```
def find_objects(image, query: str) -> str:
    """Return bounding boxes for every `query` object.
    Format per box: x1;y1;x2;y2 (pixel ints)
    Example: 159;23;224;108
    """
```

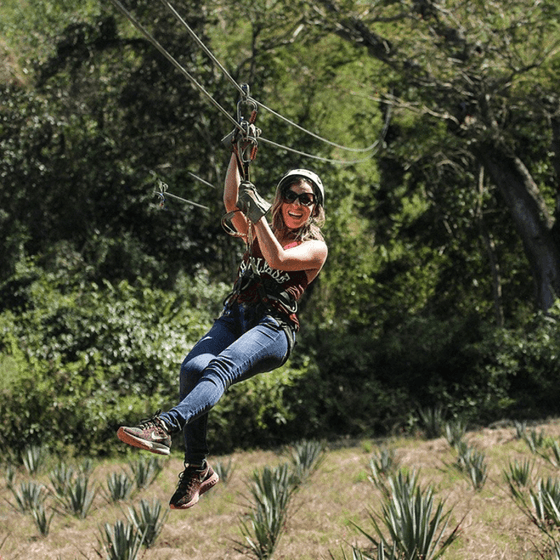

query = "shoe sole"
169;471;219;510
117;427;171;456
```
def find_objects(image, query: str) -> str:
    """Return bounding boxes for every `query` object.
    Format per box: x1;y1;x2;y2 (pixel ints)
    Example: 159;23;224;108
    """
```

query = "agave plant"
454;442;488;491
21;445;49;475
522;428;548;454
514;420;528;440
58;473;97;519
354;470;460;560
127;499;168;548
31;502;55;537
503;458;534;500
49;461;76;498
236;463;295;559
530;477;560;531
105;471;135;502
4;463;16;490
9;480;47;513
213;458;235;486
417;405;446;440
128;456;163;490
285;440;326;487
444;419;467;448
543;439;560;468
99;519;144;560
369;448;401;495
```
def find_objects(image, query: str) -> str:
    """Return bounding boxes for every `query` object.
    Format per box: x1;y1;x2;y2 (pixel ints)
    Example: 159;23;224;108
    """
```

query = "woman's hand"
236;181;271;224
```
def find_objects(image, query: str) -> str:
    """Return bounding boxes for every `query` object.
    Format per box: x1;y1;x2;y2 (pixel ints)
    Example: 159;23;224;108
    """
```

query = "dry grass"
2;420;560;559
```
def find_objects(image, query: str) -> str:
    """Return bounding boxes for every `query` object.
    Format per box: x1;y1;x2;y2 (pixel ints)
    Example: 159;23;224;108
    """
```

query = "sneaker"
169;462;219;509
116;411;172;456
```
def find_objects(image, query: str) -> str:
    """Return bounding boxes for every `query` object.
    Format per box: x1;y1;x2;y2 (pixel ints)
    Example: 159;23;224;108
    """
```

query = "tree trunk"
475;166;504;326
475;146;560;311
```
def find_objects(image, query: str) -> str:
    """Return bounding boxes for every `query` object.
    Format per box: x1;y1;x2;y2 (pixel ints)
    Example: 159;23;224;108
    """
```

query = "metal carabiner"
237;83;258;125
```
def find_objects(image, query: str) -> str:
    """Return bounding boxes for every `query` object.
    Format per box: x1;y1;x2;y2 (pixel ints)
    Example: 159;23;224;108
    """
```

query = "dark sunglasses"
283;189;316;207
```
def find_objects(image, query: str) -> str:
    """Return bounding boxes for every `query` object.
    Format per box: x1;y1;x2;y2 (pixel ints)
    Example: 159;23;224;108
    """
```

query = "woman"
117;152;328;509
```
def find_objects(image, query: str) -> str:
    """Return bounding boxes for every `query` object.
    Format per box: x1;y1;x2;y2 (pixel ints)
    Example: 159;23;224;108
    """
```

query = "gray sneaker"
117;411;172;456
169;462;219;509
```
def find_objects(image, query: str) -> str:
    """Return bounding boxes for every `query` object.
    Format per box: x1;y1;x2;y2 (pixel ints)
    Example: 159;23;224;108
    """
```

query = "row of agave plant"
332;415;560;560
7;415;560;560
234;439;327;560
4;450;168;556
2;440;326;560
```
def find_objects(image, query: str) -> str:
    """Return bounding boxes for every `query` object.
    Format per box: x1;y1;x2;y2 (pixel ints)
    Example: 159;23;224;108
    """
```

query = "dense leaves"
1;0;560;455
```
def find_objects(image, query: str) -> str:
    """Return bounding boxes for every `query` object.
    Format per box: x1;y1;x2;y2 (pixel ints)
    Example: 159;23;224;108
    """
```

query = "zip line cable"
108;0;241;131
108;0;383;165
158;0;380;155
259;137;374;165
254;99;379;154
154;177;211;210
158;0;245;98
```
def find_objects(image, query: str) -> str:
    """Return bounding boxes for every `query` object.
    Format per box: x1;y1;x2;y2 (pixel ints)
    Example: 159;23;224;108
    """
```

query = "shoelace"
138;410;164;430
176;465;205;493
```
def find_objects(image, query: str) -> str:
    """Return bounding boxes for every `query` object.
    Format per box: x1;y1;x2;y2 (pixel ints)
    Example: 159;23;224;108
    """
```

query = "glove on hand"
237;181;271;223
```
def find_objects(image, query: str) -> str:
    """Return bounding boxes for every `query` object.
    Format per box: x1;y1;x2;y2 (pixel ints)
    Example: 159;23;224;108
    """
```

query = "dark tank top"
234;239;309;330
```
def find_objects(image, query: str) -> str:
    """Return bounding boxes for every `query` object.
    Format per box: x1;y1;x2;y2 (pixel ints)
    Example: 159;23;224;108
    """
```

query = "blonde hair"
271;178;325;242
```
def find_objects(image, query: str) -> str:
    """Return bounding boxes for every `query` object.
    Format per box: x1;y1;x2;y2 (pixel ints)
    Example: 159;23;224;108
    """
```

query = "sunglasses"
283;189;316;207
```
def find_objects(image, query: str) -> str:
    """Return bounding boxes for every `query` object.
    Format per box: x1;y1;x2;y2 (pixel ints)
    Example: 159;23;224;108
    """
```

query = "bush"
0;260;224;456
2;252;560;459
288;302;560;441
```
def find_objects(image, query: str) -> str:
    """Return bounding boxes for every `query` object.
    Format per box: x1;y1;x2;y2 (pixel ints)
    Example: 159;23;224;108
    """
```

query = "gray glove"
237;181;271;223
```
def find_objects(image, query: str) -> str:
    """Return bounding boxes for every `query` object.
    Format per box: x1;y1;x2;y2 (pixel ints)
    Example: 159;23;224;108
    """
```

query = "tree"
0;0;241;288
306;0;560;312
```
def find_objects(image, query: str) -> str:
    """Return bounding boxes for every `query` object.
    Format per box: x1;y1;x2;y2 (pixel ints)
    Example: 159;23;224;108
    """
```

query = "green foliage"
354;470;460;560
0;260;223;456
98;519;144;560
127;499;168;549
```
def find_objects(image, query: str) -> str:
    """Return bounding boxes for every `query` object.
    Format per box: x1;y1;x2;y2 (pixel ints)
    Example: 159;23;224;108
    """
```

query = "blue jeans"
159;301;293;465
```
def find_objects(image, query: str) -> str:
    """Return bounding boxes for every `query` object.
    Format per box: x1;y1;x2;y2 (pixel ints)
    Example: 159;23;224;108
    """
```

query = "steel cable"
108;0;241;130
109;0;384;165
156;0;381;157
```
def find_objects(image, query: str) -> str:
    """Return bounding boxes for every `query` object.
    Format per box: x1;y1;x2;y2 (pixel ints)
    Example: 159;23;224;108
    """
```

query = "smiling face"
281;181;316;230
